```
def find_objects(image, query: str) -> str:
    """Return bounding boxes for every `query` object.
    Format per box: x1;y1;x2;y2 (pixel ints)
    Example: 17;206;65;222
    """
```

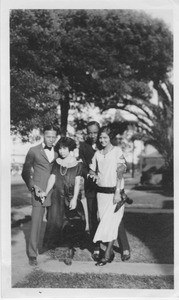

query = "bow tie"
44;145;52;151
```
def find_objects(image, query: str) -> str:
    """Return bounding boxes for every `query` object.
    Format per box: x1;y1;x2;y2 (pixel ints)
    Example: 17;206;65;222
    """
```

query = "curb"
37;256;174;276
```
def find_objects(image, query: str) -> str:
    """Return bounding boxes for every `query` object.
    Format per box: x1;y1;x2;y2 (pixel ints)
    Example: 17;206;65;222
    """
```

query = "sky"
143;9;173;30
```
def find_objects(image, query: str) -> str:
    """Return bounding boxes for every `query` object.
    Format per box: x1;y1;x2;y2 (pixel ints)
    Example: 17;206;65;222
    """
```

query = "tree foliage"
10;9;172;135
10;9;173;170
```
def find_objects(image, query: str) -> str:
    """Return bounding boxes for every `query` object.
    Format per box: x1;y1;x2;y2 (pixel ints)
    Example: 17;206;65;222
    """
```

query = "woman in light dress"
89;126;127;266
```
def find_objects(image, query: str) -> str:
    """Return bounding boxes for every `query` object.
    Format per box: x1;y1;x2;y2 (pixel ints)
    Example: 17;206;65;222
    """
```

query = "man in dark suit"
79;121;131;261
22;125;58;266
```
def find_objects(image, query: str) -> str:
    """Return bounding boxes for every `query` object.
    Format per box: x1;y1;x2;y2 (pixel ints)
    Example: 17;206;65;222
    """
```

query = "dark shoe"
64;257;72;265
92;250;101;261
63;249;74;265
29;257;37;266
96;252;115;266
91;250;100;261
121;253;130;261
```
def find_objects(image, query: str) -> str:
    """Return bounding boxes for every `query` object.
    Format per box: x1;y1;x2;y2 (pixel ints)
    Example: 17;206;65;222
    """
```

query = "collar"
42;142;54;149
56;157;82;168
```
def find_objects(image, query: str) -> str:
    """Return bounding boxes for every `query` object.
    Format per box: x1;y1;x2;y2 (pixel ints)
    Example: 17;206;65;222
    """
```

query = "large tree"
131;79;173;190
10;9;173;138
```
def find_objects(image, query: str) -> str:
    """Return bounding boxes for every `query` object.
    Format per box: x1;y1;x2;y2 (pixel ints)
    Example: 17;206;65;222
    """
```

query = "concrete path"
12;230;34;286
39;259;173;277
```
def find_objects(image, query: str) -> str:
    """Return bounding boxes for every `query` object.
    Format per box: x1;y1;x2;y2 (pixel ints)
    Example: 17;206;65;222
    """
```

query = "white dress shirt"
42;143;55;163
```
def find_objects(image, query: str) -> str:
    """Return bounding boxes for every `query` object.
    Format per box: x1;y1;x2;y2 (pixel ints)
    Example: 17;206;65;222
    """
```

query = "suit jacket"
22;143;58;207
78;141;100;192
79;141;95;179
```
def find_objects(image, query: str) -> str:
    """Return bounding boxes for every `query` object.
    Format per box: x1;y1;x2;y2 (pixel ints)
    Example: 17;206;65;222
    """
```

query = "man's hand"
88;174;99;183
33;185;43;197
32;185;46;204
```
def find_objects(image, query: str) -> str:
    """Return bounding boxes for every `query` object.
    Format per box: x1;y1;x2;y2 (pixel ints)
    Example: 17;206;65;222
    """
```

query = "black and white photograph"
1;0;179;298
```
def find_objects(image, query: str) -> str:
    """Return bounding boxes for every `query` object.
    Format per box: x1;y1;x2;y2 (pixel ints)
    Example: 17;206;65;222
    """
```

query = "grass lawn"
13;270;174;289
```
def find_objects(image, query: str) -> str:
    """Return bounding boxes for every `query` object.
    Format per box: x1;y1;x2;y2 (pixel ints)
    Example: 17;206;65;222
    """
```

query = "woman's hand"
69;197;77;210
113;190;122;204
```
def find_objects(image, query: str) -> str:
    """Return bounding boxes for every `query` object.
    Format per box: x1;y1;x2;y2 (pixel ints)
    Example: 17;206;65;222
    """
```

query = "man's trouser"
118;219;130;252
28;206;45;258
85;188;98;240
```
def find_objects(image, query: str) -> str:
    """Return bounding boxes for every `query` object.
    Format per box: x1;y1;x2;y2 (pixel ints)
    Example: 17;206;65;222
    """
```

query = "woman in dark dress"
42;137;86;265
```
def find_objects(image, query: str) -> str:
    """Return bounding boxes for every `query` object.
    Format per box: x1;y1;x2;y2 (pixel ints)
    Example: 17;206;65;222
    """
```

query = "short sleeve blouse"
89;146;126;187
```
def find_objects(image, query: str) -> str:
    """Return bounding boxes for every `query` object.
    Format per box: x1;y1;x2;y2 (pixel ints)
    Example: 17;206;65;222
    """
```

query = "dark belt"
96;186;116;194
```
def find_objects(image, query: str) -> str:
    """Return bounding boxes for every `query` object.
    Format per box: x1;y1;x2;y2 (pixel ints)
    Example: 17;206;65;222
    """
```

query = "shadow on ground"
123;211;173;264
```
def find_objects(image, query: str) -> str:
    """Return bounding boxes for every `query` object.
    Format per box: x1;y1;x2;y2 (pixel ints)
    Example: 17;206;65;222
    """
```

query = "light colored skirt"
93;193;124;243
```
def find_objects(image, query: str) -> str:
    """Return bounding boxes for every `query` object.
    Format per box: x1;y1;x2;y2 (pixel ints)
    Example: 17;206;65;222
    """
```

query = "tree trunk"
60;92;70;137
